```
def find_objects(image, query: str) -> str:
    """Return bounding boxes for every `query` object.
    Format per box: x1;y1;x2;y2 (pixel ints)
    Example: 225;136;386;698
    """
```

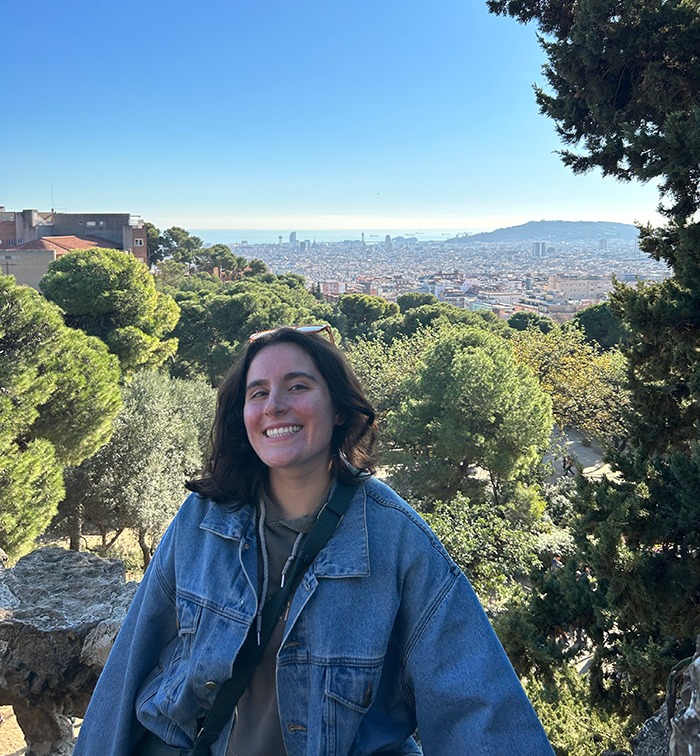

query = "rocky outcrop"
669;635;700;755
630;708;671;755
0;547;137;755
621;634;700;756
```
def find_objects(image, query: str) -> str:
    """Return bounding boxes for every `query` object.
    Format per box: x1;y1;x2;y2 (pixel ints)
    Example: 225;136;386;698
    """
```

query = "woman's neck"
266;467;333;519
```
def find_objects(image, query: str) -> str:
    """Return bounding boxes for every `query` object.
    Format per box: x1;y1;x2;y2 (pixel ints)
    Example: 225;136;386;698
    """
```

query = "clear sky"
4;0;663;233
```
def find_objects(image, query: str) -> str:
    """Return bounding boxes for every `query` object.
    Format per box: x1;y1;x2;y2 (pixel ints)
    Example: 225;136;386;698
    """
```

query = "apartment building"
547;274;612;301
0;206;148;288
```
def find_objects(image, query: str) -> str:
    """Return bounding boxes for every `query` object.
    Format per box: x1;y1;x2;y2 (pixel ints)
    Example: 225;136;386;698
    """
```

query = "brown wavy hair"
186;327;377;502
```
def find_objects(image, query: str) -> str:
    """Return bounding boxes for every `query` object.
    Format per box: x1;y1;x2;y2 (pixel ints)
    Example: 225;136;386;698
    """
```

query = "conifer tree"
0;276;121;556
489;0;700;717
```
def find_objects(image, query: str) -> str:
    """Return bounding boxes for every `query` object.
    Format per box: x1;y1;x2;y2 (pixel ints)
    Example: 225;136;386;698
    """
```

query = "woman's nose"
264;389;287;415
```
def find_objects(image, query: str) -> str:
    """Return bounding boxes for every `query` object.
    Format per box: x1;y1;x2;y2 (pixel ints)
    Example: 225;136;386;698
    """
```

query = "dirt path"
0;706;25;756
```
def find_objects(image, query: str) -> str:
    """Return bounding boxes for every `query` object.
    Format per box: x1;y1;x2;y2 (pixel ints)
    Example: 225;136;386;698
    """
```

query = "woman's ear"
334;412;344;426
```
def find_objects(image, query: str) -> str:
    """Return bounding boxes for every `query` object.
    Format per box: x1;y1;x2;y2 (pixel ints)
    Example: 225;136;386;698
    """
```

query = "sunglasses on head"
248;324;335;345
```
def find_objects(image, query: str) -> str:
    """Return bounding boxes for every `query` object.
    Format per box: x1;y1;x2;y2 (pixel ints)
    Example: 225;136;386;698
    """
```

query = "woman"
75;326;553;755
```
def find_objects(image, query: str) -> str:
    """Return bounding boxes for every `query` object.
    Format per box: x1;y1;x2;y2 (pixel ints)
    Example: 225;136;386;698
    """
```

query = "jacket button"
243;543;250;550
205;681;217;690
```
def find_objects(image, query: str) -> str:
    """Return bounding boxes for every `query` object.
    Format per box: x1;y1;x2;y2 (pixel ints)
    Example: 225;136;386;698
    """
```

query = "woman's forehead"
246;342;321;380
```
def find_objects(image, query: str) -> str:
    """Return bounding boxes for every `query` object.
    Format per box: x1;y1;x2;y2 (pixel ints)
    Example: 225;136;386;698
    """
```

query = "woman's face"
243;342;340;480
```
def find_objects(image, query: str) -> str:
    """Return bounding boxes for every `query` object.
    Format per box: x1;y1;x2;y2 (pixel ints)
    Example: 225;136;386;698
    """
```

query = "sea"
190;228;480;246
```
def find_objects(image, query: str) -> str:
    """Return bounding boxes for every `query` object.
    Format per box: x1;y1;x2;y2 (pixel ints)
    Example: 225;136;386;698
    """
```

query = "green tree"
193;245;248;278
244;258;269;276
56;372;215;568
396;292;438;312
345;328;437;418
144;221;164;265
572;302;627;351
336;293;399;341
40;248;180;375
0;276;121;557
375;302;508;343
387;325;552;503
511;325;629;442
508;310;554;334
160;227;204;263
155;259;189;289
422;492;542;604
489;0;700;718
170;276;332;384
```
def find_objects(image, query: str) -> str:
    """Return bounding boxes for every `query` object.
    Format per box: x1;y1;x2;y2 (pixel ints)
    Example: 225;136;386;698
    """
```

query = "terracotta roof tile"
8;235;117;254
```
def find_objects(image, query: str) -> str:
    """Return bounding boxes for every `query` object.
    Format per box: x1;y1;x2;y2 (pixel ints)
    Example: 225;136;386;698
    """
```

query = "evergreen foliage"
169;275;332;385
395;292;438;312
386;324;552;503
336;293;399;341
489;0;700;719
40;248;180;375
571;302;627;351
0;276;121;556
422;492;541;604
511;325;629;442
55;372;215;568
508;310;555;334
523;666;634;755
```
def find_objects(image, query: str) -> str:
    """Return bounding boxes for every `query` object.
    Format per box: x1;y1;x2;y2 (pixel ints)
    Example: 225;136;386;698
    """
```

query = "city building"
547;274;612;301
0;206;148;288
3;236;116;289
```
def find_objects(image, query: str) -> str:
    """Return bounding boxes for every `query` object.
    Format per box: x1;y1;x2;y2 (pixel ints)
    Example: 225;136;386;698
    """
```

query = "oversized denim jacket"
74;477;553;756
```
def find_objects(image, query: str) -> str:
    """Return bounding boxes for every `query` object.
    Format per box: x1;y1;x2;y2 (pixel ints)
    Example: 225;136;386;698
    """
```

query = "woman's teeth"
265;425;302;438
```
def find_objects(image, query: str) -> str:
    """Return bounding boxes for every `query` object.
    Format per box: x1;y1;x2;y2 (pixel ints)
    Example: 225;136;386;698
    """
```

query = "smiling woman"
74;327;554;756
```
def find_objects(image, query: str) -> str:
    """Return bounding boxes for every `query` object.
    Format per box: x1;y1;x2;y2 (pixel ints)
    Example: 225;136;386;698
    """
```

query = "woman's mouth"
264;425;302;438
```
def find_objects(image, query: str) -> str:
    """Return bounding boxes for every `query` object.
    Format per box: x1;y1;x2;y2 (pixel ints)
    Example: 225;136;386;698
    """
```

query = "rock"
0;547;138;755
630;707;670;755
670;635;700;756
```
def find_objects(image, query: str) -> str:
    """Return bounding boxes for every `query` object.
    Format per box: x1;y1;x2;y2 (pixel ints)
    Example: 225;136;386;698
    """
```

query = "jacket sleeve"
404;570;554;755
73;506;181;756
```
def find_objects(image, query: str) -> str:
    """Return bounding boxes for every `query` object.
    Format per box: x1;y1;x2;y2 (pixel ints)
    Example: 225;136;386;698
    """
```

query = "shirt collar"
199;483;370;578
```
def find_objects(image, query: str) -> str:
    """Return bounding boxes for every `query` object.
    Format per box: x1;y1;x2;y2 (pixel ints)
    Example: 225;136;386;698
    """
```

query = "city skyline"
5;0;663;233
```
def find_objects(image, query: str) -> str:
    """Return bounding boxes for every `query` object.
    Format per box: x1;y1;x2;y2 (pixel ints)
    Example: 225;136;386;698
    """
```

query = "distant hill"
448;220;639;243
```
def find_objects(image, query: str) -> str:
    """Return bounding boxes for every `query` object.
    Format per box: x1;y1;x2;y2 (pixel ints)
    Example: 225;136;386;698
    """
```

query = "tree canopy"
56;372;215;568
40;248;180;375
487;0;700;221
508;310;554;334
511;325;629;442
489;0;700;720
571;302;627;350
387;324;552;503
169;275;332;384
336;293;399;341
0;276;121;556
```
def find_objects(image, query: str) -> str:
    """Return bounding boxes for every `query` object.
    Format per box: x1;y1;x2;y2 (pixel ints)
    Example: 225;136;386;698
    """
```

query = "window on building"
86;221;97;227
134;238;145;246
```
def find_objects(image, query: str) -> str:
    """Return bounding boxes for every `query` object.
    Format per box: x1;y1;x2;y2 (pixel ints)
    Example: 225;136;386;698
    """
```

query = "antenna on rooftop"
50;183;54;213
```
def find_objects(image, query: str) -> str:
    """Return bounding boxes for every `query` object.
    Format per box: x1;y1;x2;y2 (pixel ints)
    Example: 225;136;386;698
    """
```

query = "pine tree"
489;0;700;718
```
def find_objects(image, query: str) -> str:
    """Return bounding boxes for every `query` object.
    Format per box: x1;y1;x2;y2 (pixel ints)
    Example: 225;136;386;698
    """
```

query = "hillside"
449;220;639;243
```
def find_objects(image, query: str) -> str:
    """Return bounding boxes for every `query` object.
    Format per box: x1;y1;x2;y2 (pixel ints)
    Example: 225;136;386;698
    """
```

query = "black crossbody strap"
189;480;358;754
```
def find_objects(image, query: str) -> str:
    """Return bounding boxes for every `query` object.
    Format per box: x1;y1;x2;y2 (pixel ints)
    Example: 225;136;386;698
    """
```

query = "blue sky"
4;0;662;233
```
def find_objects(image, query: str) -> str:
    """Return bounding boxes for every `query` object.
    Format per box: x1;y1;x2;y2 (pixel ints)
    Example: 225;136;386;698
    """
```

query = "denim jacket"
74;477;553;756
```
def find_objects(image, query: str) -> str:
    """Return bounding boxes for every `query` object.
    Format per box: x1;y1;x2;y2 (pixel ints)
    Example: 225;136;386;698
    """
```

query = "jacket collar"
199;483;370;579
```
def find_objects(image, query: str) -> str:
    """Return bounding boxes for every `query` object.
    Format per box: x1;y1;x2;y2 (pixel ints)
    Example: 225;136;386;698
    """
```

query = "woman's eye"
249;389;267;400
290;383;309;392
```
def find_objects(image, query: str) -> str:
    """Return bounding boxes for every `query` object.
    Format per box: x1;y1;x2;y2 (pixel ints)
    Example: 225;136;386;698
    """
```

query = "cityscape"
1;204;670;325
219;225;669;323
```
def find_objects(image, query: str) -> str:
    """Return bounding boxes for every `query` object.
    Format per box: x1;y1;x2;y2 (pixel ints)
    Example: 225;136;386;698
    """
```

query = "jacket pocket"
325;661;383;755
154;596;202;712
